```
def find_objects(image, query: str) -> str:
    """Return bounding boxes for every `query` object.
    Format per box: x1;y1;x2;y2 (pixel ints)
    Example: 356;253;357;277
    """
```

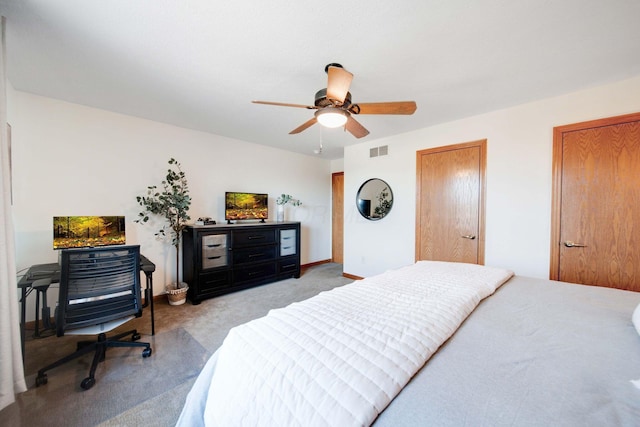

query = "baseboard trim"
301;259;331;273
302;259;331;268
300;259;363;280
24;319;53;331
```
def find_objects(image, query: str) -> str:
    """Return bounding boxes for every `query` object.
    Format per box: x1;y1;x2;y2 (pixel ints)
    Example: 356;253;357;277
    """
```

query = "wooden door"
550;112;640;291
416;140;486;264
332;172;344;263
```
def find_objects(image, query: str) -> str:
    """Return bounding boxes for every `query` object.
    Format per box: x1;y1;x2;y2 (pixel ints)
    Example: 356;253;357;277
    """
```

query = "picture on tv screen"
225;192;268;221
53;216;126;249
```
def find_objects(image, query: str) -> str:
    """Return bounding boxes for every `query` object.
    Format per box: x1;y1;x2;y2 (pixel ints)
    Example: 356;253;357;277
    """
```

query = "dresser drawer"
202;233;227;250
202;250;227;269
198;270;231;292
233;246;276;265
234;262;277;283
201;233;228;269
280;228;297;256
233;229;276;247
278;259;299;275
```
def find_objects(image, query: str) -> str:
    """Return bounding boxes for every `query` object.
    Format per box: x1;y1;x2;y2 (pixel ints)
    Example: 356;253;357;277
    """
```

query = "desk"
17;255;156;360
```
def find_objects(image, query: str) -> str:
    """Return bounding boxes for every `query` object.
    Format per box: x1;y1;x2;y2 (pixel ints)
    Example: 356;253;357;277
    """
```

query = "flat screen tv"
225;192;268;222
53;216;126;249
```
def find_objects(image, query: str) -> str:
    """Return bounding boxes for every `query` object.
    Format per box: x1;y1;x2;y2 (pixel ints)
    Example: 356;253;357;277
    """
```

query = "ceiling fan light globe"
315;109;348;128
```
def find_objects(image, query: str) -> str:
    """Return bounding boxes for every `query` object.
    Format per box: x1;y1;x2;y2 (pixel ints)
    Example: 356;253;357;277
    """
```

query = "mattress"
374;275;640;426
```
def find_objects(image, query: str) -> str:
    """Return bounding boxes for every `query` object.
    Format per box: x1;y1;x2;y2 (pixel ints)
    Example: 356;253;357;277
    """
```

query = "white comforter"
197;261;513;426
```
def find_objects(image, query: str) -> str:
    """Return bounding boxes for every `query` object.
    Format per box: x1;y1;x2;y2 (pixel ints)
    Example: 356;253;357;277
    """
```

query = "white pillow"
633;303;640;336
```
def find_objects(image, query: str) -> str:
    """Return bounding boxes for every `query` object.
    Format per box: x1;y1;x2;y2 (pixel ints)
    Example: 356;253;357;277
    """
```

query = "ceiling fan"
252;63;417;139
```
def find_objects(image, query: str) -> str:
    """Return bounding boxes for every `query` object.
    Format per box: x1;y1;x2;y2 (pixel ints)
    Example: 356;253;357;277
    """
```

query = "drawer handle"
206;244;222;248
282;263;296;269
248;235;266;240
282;246;291;250
282;236;292;240
248;271;261;277
207;256;221;260
248;253;264;259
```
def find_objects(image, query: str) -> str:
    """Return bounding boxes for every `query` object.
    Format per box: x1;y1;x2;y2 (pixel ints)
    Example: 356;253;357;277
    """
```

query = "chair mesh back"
56;245;142;335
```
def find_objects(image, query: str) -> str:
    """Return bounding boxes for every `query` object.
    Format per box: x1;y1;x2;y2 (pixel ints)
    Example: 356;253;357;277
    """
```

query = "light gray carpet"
6;328;208;427
1;263;352;427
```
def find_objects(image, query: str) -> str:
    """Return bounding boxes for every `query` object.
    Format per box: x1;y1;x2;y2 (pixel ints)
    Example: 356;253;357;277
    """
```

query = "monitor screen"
225;192;268;221
53;216;126;249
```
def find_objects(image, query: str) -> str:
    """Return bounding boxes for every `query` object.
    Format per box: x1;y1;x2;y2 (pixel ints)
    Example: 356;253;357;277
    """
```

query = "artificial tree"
135;158;191;302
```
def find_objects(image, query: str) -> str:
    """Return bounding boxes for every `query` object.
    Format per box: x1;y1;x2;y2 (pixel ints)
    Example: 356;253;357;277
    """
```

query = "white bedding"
178;261;513;426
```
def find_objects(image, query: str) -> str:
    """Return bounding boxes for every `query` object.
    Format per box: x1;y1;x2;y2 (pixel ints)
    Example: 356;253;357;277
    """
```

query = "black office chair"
35;245;152;390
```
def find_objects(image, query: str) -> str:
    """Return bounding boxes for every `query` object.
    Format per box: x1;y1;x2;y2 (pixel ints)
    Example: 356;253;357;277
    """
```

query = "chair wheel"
35;374;48;387
132;332;141;341
81;377;95;390
142;347;152;358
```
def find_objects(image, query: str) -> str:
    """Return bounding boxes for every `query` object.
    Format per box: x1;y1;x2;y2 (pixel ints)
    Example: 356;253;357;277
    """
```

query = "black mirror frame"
356;178;394;221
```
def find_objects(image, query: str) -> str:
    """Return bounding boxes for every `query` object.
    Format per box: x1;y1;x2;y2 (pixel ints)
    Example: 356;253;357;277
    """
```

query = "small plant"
276;194;302;206
275;194;301;222
135;158;191;288
374;186;392;218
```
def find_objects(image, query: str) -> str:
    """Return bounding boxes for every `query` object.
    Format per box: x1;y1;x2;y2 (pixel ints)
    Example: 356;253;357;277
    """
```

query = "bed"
177;261;640;426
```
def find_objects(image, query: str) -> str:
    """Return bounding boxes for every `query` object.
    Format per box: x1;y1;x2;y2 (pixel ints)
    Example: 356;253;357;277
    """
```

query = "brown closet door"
416;140;486;264
332;172;344;263
551;113;640;291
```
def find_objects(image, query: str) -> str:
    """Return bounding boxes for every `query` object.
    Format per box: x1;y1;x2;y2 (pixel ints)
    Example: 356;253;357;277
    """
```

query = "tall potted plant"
135;158;191;305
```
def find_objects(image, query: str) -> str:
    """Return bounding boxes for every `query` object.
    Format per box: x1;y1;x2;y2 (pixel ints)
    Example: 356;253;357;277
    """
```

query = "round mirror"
356;178;393;220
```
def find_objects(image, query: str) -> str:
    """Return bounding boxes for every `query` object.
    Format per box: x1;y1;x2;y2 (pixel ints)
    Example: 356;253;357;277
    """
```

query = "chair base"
35;329;152;390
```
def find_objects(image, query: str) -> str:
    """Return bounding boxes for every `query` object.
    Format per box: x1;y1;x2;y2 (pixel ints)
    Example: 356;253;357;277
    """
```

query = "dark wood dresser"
182;222;301;304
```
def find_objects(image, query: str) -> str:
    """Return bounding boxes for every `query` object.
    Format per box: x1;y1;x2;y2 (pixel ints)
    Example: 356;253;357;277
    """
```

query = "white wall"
344;75;640;279
11;74;640;320
8;89;333;320
330;158;344;173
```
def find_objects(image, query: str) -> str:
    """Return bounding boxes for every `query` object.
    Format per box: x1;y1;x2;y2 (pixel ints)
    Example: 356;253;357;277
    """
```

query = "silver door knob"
564;241;586;247
461;235;476;240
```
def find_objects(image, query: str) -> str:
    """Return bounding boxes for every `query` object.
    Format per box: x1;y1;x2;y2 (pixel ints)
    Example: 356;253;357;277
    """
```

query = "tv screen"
53;216;126;249
225;192;268;221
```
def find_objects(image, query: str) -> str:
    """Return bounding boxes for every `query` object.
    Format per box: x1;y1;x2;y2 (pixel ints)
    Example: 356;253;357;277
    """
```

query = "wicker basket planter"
166;282;189;306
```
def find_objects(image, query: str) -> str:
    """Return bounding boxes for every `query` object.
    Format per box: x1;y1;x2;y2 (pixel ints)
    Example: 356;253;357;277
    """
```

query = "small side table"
32;278;54;337
140;255;156;335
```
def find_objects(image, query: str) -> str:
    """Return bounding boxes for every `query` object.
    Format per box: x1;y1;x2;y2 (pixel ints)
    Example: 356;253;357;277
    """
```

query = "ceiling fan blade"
354;101;417;115
345;115;369;139
326;66;353;104
289;117;318;134
252;100;316;109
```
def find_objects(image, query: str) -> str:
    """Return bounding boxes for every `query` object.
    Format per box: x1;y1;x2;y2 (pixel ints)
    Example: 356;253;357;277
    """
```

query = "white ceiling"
2;1;640;159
